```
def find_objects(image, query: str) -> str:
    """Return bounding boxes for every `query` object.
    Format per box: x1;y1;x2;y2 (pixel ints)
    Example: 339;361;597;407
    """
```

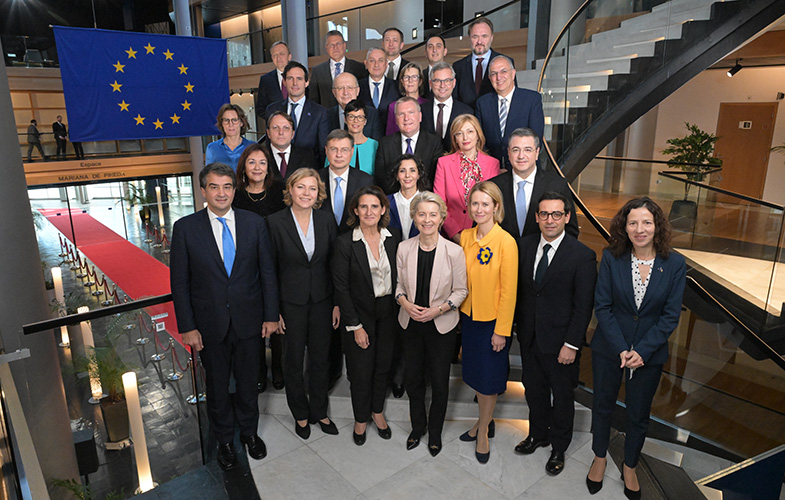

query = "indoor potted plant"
75;347;131;446
121;183;155;221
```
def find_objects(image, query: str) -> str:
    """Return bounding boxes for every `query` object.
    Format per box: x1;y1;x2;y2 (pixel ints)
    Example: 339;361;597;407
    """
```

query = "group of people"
25;116;84;162
171;19;686;500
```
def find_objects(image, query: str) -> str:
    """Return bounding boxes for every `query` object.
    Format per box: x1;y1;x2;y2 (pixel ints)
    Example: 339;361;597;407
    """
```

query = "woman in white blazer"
395;191;468;457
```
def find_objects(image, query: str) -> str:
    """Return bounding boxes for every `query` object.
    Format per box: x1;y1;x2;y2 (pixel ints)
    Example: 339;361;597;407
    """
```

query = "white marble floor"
247;414;626;500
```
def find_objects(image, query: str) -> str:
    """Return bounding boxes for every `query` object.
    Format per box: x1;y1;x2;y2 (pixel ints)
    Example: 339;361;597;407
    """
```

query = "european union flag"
54;26;228;142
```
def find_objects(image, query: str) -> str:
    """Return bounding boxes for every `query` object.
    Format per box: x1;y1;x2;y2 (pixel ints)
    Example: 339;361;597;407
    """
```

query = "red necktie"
278;152;287;178
475;57;484;95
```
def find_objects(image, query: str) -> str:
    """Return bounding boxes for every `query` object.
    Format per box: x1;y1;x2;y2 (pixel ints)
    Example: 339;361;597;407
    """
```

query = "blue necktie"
289;102;299;130
217;217;235;276
372;82;380;108
333;177;344;225
516;180;527;236
405;138;413;155
334;62;342;78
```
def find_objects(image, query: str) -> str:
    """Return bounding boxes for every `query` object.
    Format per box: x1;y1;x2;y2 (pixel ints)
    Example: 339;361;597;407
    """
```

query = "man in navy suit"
453;17;513;109
256;41;291;122
514;191;597;476
421;62;473;152
475;55;544;168
328;72;384;140
358;47;401;130
266;61;330;162
309;31;367;109
170;163;279;470
382;27;410;84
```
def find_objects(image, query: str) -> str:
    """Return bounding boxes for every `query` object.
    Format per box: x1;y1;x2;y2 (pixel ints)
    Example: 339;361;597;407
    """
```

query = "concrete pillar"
281;0;308;65
173;0;206;209
0;39;79;487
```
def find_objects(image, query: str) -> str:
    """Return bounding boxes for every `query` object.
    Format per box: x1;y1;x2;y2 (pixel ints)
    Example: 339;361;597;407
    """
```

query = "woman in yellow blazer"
458;181;518;464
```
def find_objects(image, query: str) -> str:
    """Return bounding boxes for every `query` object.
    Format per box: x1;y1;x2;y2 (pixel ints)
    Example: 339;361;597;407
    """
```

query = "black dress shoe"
217;443;237;470
295;422;311;439
391;384;405;398
257;380;267;393
586;459;604;494
353;431;366;446
459;420;495;442
406;430;424;450
317;419;339;435
545;450;565;475
514;436;550;455
622;473;641;500
377;425;392;440
428;440;442;457
240;434;267;460
272;378;284;390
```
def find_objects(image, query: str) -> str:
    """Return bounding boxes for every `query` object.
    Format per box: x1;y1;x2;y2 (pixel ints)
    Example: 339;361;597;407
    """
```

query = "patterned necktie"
333;177;344;225
405;137;413;155
334;61;342;78
278;152;287;178
499;97;508;137
217;217;235;277
436;103;445;139
387;61;395;80
340;108;346;130
516;180;527;236
475;57;484;95
535;243;551;287
289;102;299;130
372;82;381;108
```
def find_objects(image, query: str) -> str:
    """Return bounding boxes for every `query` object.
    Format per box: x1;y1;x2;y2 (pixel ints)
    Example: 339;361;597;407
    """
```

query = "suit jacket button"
633;315;638;321
463;210;466;214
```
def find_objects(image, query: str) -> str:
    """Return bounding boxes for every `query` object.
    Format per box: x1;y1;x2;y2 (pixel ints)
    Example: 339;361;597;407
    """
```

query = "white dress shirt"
393;190;419;240
498;87;515;115
533;231;578;350
276;70;284;91
433;97;453;138
345;227;394;330
287;96;306;125
328;167;349;212
272;144;292;171
512;168;536;214
368;76;385;99
207;207;236;260
330;57;346;79
388;55;403;79
400;130;420;155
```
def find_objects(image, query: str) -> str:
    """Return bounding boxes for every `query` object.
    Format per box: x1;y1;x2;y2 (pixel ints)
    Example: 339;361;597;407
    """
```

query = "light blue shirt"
205;137;254;172
471;52;490;79
291;207;315;261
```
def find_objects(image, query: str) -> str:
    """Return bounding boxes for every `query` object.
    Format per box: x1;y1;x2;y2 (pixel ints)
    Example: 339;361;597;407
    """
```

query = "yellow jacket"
460;223;518;336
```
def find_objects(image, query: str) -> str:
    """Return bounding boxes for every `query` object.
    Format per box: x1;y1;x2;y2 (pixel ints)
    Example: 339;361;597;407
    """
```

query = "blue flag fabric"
54;26;228;142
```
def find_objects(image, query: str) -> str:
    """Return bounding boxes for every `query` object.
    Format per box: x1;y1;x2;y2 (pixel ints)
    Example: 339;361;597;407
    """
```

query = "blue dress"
205;137;254;172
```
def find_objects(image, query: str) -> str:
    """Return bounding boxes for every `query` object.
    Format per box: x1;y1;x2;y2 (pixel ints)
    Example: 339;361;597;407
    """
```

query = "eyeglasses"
510;146;537;155
222;118;240;124
402;75;420;81
345;114;366;122
536;211;565;221
430;78;454;86
327;147;353;154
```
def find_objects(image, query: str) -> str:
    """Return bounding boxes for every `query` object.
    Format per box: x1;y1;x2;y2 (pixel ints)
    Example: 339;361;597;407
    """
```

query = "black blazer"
265;99;330;159
517;234;597;354
331;227;401;329
358;77;400;131
453;50;514;109
490;169;579;240
327;105;384;141
374;131;444;194
256;69;284;121
262;140;317;180
170;209;279;345
420;98;474;152
318;166;373;234
267;208;338;305
309;58;368;109
475;87;545;167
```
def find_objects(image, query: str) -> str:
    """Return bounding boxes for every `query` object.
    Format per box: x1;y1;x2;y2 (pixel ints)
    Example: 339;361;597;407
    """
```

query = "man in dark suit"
266;61;330;161
358;47;400;130
309;30;367;109
170;163;279;470
514;190;597;475
490;128;578;240
263;111;316;180
422;35;448;99
475;55;544;167
53;115;68;160
328;72;384;140
374;97;444;193
382;27;410;84
453;17;514;109
256;41;292;122
421;62;473;152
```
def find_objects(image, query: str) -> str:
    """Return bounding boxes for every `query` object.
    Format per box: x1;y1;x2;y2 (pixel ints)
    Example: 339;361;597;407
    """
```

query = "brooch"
477;246;493;265
657;267;663;272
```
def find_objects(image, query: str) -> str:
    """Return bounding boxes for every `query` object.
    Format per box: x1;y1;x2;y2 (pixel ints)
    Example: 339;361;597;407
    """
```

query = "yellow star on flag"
164;49;174;60
177;63;188;74
184;82;195;93
125;47;137;59
144;43;155;54
113;61;125;73
118;100;130;111
181;100;192;110
110;80;123;92
134;114;145;125
153;119;164;129
170;114;181;124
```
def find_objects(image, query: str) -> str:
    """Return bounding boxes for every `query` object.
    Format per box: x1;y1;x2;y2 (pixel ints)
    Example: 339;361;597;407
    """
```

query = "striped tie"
499;97;508;137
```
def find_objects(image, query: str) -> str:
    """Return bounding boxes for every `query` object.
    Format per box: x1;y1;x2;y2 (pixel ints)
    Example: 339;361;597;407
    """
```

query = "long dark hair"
607;197;672;258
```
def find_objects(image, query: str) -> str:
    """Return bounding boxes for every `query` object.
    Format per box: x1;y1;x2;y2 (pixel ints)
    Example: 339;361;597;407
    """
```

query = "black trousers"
281;298;332;421
72;141;84;159
56;137;67;157
198;325;261;445
591;351;663;468
522;343;580;452
259;332;283;383
403;320;456;439
342;295;396;423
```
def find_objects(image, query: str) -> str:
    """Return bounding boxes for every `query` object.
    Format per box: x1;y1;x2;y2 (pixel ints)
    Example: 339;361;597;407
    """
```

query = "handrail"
596;155;721;169
658;171;784;210
22;293;173;335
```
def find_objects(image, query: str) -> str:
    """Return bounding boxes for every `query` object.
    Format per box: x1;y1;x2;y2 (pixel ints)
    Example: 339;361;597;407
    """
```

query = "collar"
331;57;346;67
329;166;349;183
389;55;402;67
539;230;566;253
513;168;536;185
498;87;515;101
402;130;420;144
472;51;490;64
207;207;234;222
370;76;384;84
394;190;419;203
435;96;453;107
272;143;291;155
288;96;306;106
352;226;393;242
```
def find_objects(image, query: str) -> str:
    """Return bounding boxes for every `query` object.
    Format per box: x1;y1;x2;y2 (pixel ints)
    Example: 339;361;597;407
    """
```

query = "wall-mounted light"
727;59;742;77
412;28;418;40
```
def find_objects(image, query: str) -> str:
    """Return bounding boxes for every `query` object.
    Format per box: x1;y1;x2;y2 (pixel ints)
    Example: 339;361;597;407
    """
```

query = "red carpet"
41;209;181;344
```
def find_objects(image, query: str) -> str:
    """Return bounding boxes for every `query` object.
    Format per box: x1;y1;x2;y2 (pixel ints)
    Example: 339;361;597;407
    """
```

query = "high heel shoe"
373;414;391;440
585;459;603;494
475;438;490;464
459;420;496;442
621;472;641;500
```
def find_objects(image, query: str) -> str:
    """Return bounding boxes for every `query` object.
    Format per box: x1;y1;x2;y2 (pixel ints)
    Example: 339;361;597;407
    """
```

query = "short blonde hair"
409;191;448;230
468;181;504;224
283;168;327;209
